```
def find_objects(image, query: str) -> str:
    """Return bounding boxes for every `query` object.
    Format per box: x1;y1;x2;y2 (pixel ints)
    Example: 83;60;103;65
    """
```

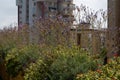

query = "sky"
0;0;107;29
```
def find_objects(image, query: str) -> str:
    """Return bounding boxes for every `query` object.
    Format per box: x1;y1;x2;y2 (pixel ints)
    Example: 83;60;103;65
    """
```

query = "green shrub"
24;58;48;80
23;46;61;80
49;46;98;80
23;46;98;80
5;45;40;77
76;57;120;80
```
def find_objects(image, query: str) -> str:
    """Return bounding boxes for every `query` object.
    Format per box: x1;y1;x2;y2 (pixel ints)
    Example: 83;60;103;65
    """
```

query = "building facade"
16;0;75;26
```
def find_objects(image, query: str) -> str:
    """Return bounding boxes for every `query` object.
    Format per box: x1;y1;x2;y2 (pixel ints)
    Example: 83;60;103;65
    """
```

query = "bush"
49;46;98;80
24;46;62;80
5;45;40;77
76;57;120;80
24;58;48;80
23;46;98;80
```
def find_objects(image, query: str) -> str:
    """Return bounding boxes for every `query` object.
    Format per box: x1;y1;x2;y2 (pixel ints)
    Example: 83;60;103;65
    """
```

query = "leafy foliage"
23;46;98;80
24;59;48;80
76;57;120;80
5;45;40;77
49;47;98;80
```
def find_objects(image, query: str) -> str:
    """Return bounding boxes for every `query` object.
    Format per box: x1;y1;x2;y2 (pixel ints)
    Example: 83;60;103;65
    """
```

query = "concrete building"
70;23;107;54
108;0;120;56
16;0;75;26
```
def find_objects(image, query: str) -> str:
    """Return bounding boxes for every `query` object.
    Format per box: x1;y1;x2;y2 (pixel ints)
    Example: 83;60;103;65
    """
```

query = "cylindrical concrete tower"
116;0;120;55
108;0;120;56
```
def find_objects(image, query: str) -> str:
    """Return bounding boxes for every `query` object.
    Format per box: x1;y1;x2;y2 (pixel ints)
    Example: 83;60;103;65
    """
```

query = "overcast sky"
0;0;107;29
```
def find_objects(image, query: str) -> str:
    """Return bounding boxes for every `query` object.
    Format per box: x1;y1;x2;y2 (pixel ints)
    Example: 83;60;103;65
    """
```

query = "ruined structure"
70;23;107;54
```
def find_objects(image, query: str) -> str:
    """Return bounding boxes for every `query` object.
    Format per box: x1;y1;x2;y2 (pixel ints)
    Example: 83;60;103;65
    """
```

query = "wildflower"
113;53;119;57
96;69;102;73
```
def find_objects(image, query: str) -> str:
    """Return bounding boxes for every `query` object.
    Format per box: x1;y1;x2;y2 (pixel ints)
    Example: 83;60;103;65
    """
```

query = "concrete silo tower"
108;0;120;56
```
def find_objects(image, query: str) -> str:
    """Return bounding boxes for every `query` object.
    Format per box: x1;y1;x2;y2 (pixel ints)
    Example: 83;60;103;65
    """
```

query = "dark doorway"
77;33;81;46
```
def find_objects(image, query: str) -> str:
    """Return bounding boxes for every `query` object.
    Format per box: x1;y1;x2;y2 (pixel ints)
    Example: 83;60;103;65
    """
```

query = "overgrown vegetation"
76;57;120;80
24;46;98;80
0;4;119;80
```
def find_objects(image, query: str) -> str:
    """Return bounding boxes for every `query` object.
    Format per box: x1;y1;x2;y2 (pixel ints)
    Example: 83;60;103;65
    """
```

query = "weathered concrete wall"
70;24;107;54
108;0;120;56
116;0;120;54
